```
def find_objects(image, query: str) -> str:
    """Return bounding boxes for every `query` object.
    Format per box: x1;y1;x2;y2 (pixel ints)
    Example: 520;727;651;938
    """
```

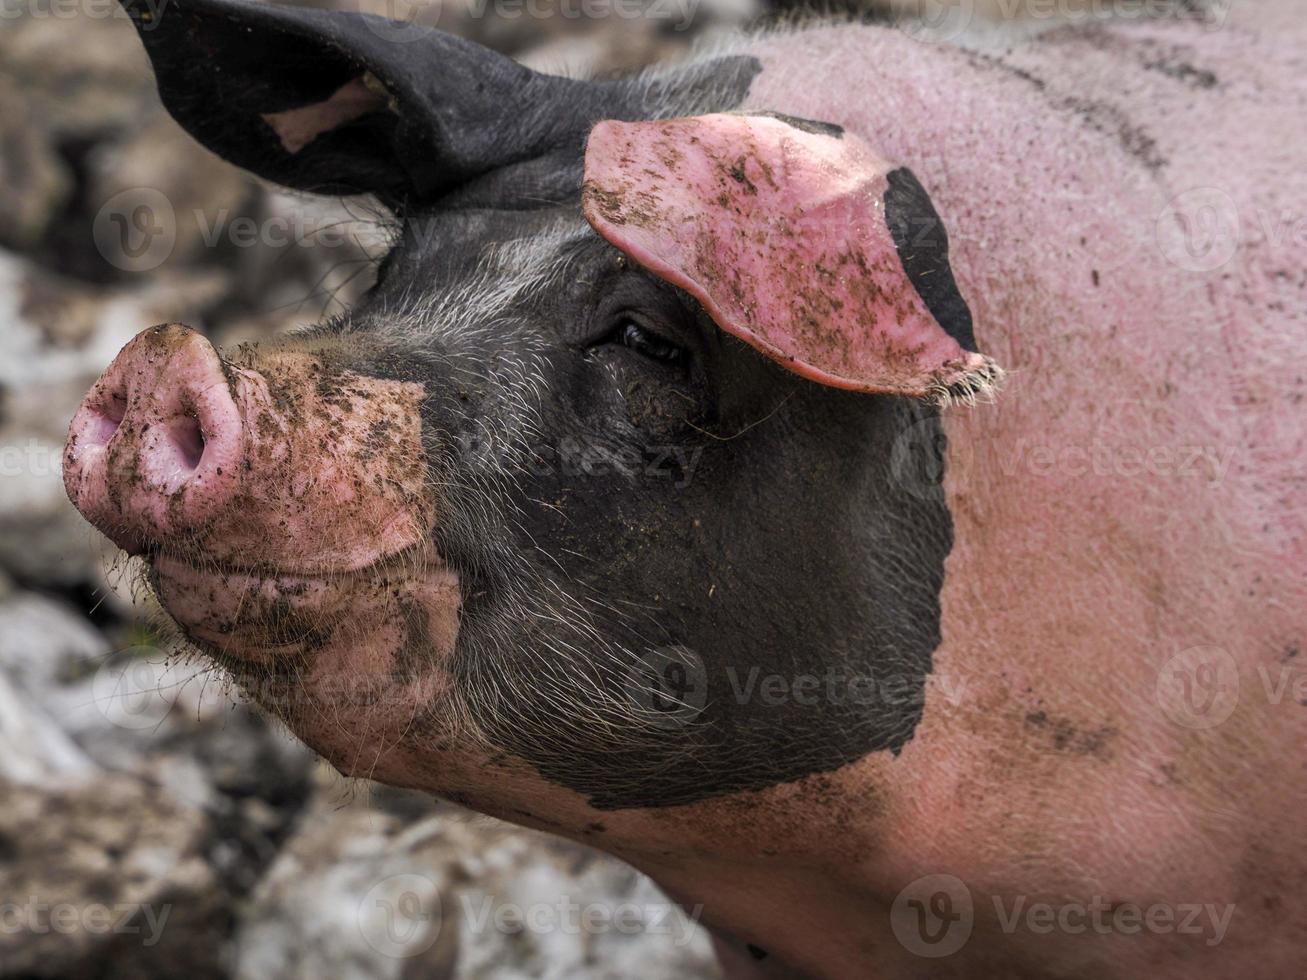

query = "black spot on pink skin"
1024;710;1118;759
884;167;978;353
757;111;845;139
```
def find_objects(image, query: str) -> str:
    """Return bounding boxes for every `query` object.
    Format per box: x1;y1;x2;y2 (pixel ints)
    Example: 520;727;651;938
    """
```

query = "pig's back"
740;9;1307;553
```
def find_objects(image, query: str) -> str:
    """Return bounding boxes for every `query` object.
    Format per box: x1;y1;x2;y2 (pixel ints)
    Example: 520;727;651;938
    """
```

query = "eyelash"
610;319;688;367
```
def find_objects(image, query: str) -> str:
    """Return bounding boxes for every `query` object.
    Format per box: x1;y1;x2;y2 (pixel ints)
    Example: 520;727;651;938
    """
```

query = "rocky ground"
0;0;1148;975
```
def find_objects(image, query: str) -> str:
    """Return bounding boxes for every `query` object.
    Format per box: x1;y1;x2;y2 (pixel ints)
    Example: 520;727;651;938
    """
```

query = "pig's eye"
611;320;688;367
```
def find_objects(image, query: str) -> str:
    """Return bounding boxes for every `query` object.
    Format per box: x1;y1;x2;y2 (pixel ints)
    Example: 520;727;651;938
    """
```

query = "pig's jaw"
150;545;466;780
151;547;460;671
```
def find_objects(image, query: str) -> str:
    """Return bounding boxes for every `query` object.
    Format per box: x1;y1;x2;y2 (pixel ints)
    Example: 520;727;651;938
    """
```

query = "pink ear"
581;113;997;398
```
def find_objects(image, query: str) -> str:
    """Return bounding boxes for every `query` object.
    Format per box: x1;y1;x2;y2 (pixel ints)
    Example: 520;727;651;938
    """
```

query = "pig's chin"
150;549;462;674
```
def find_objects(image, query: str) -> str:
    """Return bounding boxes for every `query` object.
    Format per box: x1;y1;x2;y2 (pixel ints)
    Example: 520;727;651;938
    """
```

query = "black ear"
118;0;749;209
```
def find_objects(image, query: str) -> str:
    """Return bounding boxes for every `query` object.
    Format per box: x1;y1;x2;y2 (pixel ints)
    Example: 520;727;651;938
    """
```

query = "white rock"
233;783;719;980
0;670;97;786
0;591;108;693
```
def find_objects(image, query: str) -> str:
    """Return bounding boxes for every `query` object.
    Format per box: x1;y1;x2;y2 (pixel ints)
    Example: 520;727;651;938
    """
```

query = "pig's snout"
64;323;244;552
66;323;437;577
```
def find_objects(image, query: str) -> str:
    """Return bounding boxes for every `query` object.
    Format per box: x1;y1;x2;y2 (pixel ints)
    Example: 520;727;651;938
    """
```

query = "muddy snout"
63;323;437;573
64;323;244;553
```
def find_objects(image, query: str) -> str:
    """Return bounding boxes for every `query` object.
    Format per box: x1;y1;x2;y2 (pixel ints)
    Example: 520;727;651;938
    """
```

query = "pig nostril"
86;412;119;448
171;415;206;472
172;416;206;471
85;395;126;449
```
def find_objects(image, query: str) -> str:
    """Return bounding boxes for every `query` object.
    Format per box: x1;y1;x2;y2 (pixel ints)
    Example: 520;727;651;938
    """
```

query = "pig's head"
66;0;999;857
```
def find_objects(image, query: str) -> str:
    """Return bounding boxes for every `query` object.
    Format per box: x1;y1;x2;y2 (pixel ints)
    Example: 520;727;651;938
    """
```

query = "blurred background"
0;0;1202;976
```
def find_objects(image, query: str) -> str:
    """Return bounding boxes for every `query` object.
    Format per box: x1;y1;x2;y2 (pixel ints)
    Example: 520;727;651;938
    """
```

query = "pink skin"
64;324;461;767
583;114;991;397
616;10;1307;980
64;323;246;555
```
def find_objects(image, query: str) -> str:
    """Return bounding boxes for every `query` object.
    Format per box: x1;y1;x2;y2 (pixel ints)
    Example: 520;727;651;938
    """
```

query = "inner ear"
121;0;414;200
262;75;392;155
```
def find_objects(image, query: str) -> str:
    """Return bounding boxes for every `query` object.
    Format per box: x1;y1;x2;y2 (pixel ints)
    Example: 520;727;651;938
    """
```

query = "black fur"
884;167;978;354
117;0;758;211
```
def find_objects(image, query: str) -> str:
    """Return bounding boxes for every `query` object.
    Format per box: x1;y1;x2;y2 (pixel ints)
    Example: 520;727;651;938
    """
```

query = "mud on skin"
65;36;957;810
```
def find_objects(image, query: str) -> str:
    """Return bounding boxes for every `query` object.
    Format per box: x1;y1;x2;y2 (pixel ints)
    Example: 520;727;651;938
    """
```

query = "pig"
63;0;1306;976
